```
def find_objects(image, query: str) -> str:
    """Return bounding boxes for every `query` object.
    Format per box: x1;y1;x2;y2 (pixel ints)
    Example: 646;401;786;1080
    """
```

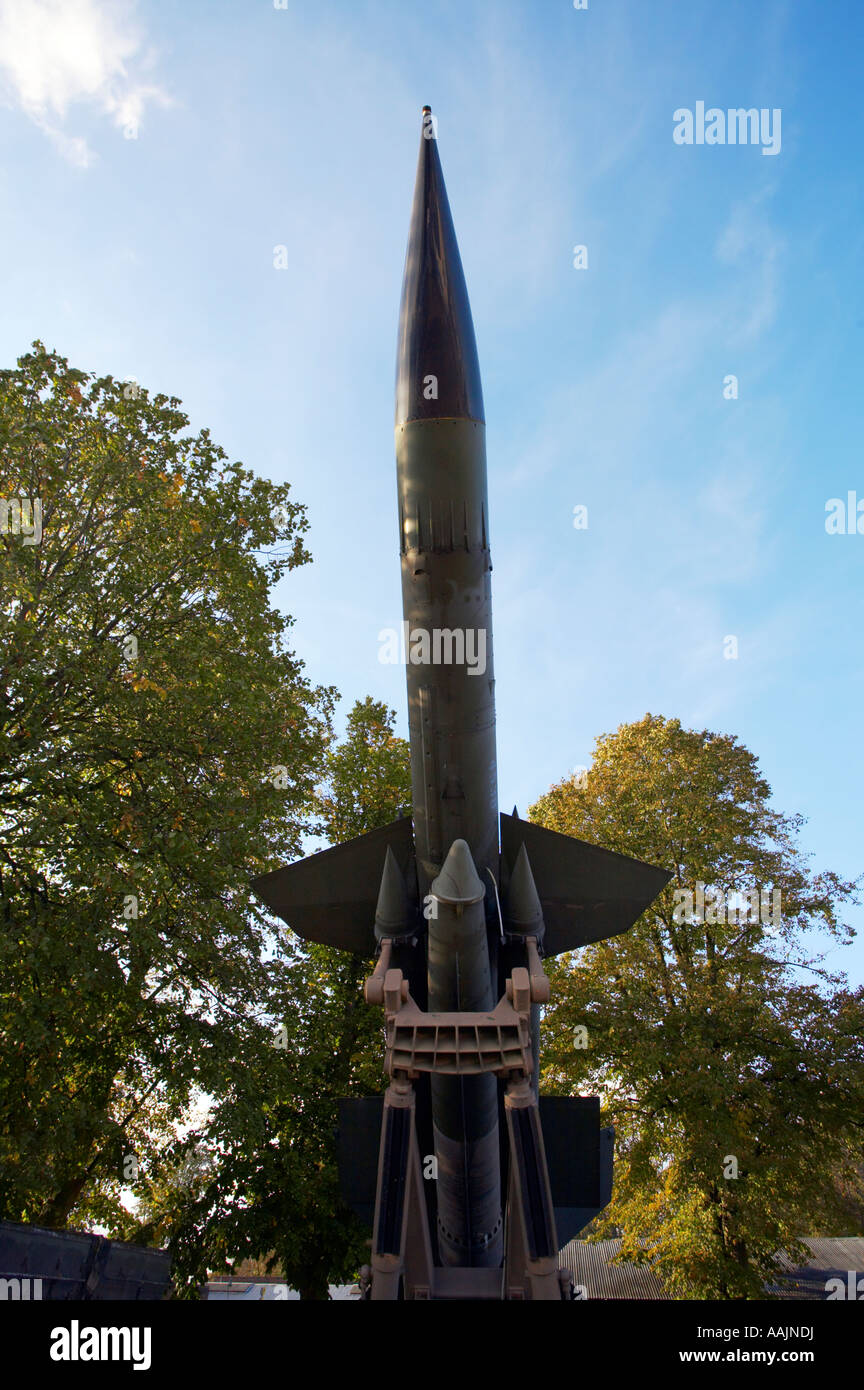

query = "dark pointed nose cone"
430;838;486;906
504;844;545;938
395;107;484;425
374;845;411;940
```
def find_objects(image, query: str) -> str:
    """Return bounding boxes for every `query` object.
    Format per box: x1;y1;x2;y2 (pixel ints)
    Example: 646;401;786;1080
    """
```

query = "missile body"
395;109;497;894
395;109;502;1266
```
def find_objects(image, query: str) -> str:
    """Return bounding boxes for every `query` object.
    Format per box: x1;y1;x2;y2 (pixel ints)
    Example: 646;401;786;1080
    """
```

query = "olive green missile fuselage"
394;110;503;1267
396;417;497;894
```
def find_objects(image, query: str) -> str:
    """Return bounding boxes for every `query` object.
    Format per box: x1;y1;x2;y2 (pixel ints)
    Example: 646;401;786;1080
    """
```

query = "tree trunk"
38;1173;89;1228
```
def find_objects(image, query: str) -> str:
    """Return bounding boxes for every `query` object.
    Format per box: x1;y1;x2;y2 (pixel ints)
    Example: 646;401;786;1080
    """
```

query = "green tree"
317;695;413;842
532;714;864;1299
0;343;334;1230
157;698;412;1299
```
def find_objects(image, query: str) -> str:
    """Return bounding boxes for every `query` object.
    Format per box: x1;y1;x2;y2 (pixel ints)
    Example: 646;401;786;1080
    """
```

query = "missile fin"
500;812;671;956
251;817;415;956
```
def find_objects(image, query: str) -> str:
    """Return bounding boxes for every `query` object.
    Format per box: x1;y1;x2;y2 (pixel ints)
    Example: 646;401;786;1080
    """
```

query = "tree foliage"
0;343;334;1231
153;698;412;1299
532;714;864;1298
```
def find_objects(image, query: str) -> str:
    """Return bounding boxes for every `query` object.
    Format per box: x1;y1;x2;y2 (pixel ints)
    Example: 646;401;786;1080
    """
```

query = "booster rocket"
252;108;670;1300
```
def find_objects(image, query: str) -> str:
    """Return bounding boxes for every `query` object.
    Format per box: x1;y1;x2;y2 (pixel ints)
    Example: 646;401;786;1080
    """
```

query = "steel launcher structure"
252;108;670;1300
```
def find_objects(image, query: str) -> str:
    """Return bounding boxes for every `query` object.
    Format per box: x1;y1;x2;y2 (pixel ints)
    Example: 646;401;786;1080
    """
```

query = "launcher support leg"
370;1077;435;1300
503;1077;563;1300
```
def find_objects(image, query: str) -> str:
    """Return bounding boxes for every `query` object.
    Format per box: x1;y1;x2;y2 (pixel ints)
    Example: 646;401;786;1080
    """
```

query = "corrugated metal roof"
558;1239;668;1299
769;1237;864;1300
559;1236;864;1300
796;1237;864;1270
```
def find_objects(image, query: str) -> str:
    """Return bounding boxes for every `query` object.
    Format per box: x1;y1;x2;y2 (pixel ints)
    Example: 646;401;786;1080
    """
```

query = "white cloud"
0;0;171;166
715;189;784;342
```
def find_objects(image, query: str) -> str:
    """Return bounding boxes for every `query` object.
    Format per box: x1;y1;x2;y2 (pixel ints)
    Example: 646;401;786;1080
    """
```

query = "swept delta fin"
500;812;671;957
251;817;416;956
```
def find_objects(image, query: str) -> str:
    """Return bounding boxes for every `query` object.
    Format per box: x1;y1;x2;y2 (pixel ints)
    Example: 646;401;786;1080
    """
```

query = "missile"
251;107;672;1294
395;106;503;1266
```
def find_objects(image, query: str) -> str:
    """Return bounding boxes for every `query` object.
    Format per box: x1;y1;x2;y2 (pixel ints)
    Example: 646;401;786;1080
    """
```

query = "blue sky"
1;0;861;984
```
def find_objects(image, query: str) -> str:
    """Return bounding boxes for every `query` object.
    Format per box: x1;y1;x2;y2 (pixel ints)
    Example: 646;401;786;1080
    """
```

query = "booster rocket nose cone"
374;844;411;939
504;843;545;936
430;838;486;907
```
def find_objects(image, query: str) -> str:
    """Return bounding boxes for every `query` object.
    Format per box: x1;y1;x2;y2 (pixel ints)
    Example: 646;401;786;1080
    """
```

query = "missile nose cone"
395;108;484;426
430;838;486;907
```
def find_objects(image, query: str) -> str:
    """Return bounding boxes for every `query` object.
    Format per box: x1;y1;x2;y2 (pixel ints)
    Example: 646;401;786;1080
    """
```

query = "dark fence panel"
0;1220;171;1300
